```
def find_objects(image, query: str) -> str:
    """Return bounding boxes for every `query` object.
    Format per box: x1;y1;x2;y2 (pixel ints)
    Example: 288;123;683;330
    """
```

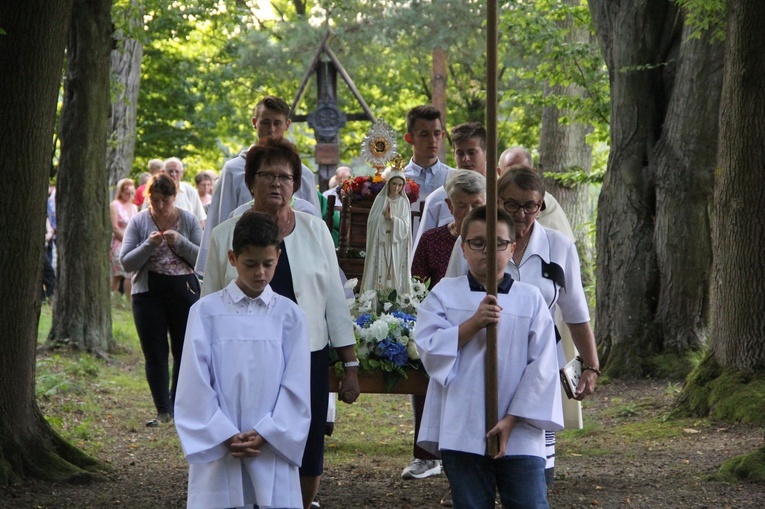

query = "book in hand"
559;356;583;399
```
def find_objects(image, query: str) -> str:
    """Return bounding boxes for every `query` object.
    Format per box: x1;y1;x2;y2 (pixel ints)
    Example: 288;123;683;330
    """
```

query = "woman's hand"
148;230;164;247
339;368;360;404
162;229;180;246
384;202;392;220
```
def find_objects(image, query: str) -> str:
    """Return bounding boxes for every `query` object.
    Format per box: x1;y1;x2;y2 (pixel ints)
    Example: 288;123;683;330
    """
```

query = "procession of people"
103;95;599;509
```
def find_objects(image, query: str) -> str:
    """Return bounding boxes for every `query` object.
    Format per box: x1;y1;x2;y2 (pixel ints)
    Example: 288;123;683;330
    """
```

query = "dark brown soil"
1;379;763;508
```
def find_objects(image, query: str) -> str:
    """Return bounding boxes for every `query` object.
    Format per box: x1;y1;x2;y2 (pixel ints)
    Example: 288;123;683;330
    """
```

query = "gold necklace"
280;208;293;234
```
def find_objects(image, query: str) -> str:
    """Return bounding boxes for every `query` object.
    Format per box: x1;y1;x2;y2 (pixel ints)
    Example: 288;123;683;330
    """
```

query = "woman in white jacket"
202;138;359;509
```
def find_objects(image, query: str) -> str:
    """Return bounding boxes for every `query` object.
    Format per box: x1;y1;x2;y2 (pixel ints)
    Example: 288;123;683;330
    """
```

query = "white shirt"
404;158;454;208
412;185;453;252
173;182;207;224
415;276;563;458
175;281;311;509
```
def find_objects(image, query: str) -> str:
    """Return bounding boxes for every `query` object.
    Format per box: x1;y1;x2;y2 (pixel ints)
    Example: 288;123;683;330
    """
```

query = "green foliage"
676;0;727;42
715;446;765;484
133;0;610;176
675;354;765;427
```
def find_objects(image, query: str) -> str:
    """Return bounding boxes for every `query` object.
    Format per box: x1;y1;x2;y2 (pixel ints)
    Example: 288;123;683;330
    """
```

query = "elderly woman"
121;173;202;427
202;137;359;509
194;170;215;213
110;178;138;299
412;170;485;290
446;166;599;484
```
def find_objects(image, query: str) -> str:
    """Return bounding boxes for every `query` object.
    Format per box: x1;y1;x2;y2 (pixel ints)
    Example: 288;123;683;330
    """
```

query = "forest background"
1;0;764;491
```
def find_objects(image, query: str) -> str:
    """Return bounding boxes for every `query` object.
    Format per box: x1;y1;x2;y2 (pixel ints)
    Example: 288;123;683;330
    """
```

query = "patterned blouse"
411;224;457;289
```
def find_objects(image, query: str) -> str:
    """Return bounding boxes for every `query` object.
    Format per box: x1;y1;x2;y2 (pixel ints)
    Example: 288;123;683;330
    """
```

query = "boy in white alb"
175;211;311;509
415;206;563;508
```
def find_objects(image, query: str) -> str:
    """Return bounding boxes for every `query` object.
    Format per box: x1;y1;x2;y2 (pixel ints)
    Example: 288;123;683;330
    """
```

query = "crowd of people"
82;95;599;509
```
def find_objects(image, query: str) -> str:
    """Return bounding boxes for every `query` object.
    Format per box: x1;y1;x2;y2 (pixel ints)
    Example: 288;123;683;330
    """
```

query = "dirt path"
1;379;763;508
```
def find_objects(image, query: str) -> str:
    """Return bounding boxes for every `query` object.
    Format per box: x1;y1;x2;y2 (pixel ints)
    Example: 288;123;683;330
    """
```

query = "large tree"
47;0;114;355
107;0;144;191
674;0;765;480
0;0;103;485
589;1;722;376
708;0;765;374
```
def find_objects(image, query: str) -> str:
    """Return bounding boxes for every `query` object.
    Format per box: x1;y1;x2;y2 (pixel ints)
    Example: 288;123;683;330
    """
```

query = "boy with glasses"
415;205;562;508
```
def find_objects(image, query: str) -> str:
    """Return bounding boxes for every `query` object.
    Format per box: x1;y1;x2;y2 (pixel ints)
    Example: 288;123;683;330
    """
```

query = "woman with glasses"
445;166;599;485
202;137;360;509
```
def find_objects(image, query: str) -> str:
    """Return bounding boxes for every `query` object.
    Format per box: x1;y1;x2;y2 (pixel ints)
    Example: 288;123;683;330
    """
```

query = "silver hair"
445;169;486;199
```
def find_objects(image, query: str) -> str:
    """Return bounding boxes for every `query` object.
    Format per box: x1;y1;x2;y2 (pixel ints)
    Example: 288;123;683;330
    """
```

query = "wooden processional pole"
485;0;500;458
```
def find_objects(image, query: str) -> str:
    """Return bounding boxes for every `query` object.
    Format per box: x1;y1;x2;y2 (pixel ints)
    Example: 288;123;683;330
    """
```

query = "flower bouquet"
332;278;430;392
338;174;420;204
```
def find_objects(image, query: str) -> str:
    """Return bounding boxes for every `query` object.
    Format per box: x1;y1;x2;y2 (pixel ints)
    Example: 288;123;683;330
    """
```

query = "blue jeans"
441;450;548;509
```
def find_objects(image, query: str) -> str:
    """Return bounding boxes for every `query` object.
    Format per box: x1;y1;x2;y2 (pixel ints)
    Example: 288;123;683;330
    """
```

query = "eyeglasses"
502;199;541;215
464;238;514;252
256;172;294;184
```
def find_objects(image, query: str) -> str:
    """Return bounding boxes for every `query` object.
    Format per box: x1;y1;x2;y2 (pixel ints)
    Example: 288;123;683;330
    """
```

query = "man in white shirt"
413;122;488;251
162;157;207;228
403;105;454;209
196;96;320;275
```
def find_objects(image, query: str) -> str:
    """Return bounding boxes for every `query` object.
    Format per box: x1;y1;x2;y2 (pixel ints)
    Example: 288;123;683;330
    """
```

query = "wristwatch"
343;361;360;368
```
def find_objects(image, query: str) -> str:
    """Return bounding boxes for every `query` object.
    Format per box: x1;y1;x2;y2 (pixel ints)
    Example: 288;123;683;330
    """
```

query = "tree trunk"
107;1;143;194
48;0;114;354
538;0;594;287
0;0;103;485
710;0;765;372
432;46;447;161
589;0;681;375
653;26;723;355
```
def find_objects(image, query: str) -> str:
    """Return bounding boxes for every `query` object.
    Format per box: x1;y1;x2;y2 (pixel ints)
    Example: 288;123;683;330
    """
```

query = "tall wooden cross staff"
485;0;500;457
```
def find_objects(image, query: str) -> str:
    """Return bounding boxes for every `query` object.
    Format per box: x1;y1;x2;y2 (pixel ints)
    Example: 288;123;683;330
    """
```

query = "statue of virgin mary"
360;171;413;297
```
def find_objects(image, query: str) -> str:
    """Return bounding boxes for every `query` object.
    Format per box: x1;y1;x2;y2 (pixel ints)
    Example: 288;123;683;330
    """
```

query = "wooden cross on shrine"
290;30;376;191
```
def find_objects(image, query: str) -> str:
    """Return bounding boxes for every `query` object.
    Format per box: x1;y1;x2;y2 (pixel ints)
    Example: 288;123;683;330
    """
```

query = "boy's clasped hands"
226;431;266;458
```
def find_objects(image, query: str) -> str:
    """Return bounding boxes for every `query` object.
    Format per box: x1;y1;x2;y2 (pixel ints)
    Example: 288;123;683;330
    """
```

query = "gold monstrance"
361;119;397;175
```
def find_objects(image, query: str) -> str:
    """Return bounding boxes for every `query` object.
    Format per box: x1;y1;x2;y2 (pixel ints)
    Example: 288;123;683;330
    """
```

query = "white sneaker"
401;458;443;479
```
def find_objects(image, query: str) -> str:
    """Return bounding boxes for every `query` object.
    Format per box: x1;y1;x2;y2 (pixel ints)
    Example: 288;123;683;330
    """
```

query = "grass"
35;303;418;471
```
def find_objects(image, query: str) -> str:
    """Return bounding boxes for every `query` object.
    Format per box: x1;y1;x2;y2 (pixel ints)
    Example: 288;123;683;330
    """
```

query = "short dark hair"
146;173;177;199
253;96;291;119
194;172;213;185
451;122;487;150
232;211;280;255
497;165;545;200
406;105;443;134
460;205;516;243
244;138;303;195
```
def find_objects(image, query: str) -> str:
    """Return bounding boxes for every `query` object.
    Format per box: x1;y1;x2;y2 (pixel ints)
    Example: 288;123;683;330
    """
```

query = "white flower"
383;301;392;312
359;250;367;258
344;278;359;290
368;320;389;341
357;343;370;360
407;340;420;360
346;297;356;307
396;293;414;309
359;290;376;303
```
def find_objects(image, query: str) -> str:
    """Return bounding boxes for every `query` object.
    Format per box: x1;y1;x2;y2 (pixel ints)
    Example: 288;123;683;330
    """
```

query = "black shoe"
146;412;173;427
